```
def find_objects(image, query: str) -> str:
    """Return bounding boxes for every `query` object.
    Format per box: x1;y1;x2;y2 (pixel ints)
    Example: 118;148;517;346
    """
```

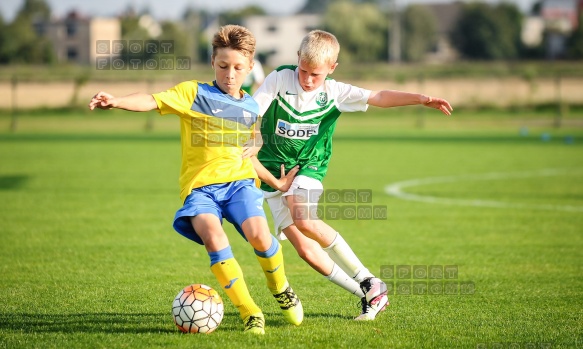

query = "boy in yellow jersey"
88;25;302;334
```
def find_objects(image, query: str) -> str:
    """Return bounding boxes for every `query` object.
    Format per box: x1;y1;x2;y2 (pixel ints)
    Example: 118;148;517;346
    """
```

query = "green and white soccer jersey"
254;65;371;192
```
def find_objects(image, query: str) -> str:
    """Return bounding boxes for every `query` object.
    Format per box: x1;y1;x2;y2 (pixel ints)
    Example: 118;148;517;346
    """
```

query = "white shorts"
262;175;323;240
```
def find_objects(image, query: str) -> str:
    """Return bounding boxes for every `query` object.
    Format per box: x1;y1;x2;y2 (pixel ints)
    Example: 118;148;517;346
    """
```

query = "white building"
243;14;321;67
542;0;579;33
36;11;120;65
522;16;546;47
541;0;580;58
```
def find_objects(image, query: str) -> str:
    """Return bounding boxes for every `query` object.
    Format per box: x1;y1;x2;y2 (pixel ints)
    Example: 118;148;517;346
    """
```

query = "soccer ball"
172;284;224;334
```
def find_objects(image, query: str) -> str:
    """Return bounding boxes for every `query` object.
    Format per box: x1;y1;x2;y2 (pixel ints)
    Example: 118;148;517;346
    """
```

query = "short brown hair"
212;25;256;60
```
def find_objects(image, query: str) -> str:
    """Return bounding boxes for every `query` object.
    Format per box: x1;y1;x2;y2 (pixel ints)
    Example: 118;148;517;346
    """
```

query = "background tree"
496;3;523;59
119;6;155;62
0;10;6;63
451;2;523;60
20;0;51;21
531;0;543;15
566;13;583;59
181;7;202;63
0;0;54;64
220;6;266;26
298;0;330;14
159;21;189;57
323;0;387;63
401;4;437;62
120;6;153;41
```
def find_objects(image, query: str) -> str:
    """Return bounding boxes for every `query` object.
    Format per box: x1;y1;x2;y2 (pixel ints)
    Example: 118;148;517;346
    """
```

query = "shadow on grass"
261;309;352;328
0;310;347;334
0;134;179;142
0;175;29;190
0;312;175;334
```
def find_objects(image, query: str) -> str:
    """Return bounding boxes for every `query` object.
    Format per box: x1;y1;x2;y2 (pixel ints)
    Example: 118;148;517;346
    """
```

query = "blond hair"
298;30;340;67
212;25;256;60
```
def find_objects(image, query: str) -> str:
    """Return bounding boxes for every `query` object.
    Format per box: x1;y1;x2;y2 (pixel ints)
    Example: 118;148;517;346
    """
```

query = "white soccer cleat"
354;277;389;320
354;294;389;321
360;277;388;302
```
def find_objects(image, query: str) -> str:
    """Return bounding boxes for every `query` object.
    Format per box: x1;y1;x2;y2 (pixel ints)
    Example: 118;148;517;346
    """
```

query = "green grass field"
0;108;582;348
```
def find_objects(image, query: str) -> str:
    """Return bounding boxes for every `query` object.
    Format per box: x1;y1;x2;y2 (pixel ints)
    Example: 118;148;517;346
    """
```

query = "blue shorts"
173;179;266;245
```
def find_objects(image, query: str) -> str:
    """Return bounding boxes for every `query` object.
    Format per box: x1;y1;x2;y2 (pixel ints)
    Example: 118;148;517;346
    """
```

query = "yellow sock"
210;257;261;320
255;237;288;294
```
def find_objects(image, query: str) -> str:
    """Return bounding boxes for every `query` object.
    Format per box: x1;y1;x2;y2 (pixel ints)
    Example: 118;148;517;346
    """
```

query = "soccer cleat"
360;277;388;303
354;294;389;321
243;313;265;334
272;285;303;326
354;277;389;320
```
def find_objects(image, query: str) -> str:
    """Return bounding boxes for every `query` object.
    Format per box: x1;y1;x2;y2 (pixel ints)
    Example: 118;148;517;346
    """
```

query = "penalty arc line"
384;168;583;213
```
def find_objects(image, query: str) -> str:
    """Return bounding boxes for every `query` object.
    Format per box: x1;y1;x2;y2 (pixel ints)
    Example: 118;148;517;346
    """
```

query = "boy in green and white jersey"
250;30;453;320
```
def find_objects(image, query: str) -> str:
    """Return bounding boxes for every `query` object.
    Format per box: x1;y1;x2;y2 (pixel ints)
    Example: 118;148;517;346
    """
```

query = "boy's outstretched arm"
250;157;299;193
367;90;453;116
88;92;158;112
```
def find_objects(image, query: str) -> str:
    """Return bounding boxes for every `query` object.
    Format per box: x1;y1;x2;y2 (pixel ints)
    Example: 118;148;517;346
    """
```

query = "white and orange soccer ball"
172;284;224;334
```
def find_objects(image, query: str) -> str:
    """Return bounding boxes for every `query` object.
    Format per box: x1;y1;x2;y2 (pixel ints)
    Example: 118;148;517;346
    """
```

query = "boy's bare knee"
296;245;318;264
293;218;318;234
245;229;272;252
246;231;269;244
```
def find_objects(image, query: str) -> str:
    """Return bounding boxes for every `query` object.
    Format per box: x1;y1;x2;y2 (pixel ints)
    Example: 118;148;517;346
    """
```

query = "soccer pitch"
0;109;582;348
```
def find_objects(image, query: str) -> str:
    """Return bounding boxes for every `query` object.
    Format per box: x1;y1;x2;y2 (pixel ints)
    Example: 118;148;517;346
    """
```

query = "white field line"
384;169;583;212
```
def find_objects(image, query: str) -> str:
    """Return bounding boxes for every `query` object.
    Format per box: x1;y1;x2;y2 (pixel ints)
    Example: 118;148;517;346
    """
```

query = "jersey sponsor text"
276;119;320;140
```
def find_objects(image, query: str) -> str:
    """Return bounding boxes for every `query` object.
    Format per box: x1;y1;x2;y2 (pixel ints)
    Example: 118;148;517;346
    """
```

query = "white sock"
323;233;374;283
325;263;365;298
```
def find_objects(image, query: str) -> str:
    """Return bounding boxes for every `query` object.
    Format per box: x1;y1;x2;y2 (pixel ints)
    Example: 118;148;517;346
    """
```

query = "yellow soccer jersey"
153;80;260;202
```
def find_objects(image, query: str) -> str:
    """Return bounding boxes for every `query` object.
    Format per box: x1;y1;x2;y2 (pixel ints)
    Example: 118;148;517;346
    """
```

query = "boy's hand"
423;96;453;116
276;164;299;192
242;137;263;159
88;91;117;110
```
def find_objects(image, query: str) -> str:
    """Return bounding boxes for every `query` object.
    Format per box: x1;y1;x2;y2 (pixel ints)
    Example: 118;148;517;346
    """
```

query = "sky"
0;0;537;21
